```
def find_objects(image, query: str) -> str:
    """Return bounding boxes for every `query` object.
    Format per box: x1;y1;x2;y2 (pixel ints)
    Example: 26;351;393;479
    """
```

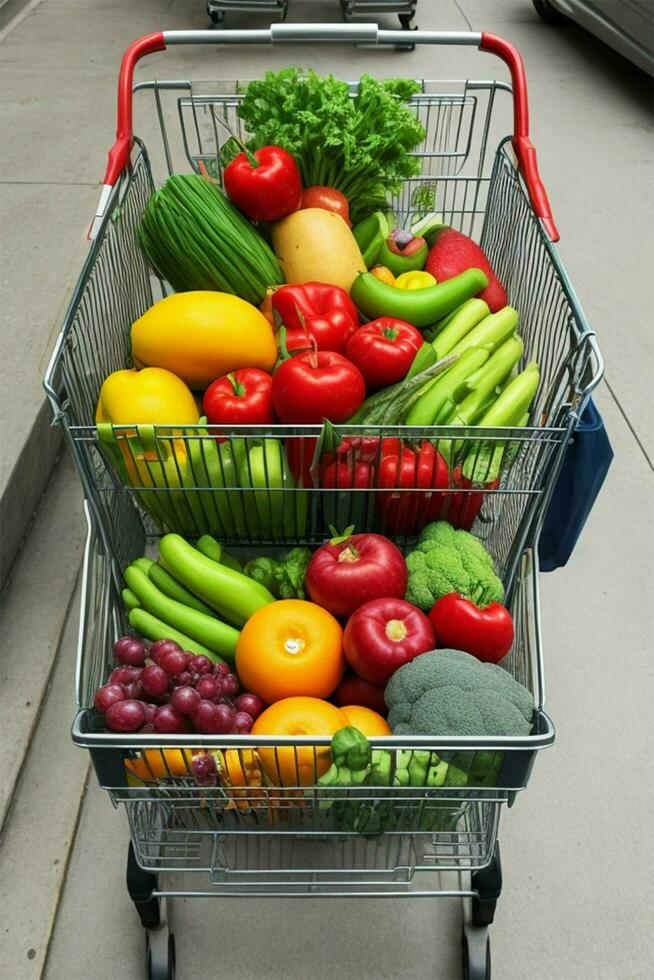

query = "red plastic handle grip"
102;31;166;186
480;33;559;241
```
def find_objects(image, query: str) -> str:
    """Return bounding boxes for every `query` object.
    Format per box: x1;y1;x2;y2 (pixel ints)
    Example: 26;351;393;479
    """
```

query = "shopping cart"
205;1;418;33
43;24;603;979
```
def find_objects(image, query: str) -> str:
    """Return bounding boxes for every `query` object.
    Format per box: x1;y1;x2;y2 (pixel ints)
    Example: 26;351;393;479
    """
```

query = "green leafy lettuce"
236;69;425;224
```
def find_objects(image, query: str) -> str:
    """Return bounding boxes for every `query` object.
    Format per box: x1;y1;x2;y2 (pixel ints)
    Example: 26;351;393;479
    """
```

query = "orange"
340;705;392;737
125;748;192;781
236;599;345;704
252;697;348;786
221;749;262;787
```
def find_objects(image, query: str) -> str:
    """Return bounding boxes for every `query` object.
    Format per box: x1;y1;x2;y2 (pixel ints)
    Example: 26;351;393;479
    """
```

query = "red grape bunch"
93;636;264;736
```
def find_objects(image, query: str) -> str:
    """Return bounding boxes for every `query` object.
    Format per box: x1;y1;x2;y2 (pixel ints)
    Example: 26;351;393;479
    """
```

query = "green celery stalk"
404;342;438;381
475;362;540;428
431;298;491;359
404;346;491;426
450;336;524;427
449;305;519;357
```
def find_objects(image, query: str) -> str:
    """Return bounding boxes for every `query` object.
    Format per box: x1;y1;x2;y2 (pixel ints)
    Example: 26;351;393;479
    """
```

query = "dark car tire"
533;1;569;26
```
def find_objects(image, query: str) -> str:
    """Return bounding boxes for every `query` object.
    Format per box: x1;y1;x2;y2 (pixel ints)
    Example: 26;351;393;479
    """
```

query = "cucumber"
159;534;275;627
125;565;238;662
148;562;215;617
128;608;221;661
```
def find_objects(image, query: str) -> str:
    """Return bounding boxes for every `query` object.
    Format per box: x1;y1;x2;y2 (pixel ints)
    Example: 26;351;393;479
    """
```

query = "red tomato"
203;369;273;426
305;532;407;619
428;594;514;664
300;186;351;227
345;318;423;389
333;672;387;716
343;598;435;685
223;146;302;223
271;351;365;424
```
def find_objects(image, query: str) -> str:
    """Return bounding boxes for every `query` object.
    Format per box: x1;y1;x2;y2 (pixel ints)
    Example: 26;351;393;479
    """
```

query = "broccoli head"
404;521;504;610
385;648;533;737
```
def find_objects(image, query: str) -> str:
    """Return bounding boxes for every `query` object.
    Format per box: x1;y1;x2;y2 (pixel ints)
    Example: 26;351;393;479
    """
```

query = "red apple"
333;672;388;716
305;532;407;618
343;597;435;685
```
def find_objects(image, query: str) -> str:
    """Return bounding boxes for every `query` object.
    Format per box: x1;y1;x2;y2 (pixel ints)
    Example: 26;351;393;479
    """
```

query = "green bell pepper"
236;438;308;541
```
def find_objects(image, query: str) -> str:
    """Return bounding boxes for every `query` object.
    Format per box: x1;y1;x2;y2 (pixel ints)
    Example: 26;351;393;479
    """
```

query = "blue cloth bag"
538;397;613;571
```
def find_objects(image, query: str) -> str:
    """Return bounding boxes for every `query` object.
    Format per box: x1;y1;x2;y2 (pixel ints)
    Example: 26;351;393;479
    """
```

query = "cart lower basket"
73;499;552;977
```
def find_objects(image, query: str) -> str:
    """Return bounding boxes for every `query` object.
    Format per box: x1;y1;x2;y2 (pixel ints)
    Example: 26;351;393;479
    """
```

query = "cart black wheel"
532;1;569;25
147;931;175;980
399;11;416;28
462;929;491;980
207;5;225;24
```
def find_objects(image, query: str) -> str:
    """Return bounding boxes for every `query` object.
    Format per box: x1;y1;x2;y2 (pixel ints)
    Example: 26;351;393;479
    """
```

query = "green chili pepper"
350;268;489;328
352;211;393;268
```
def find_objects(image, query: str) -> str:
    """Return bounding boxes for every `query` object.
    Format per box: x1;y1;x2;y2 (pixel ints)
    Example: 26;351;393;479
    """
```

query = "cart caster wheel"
462;925;491;980
207;5;225;24
395;15;417;51
394;39;416;53
146;930;175;980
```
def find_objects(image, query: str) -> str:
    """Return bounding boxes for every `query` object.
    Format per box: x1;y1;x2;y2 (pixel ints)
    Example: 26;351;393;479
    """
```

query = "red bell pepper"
223;145;302;223
376;439;449;536
317;436;448;537
428;593;514;664
345;317;423;389
202;369;274;427
272;282;359;354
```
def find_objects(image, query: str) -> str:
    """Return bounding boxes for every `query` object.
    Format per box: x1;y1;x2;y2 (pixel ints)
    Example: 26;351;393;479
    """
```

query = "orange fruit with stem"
252;696;348;786
236;599;345;704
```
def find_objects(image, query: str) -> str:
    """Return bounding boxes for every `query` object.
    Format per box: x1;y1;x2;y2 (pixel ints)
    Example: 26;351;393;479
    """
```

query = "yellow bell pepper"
394;270;437;291
95;367;199;427
96;370;203;534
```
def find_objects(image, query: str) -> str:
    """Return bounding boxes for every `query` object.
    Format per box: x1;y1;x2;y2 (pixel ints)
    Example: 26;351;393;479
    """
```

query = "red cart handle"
480;33;558;240
91;27;558;242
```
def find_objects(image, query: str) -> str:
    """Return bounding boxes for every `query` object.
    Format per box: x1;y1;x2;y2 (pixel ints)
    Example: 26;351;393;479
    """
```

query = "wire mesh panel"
125;796;500;894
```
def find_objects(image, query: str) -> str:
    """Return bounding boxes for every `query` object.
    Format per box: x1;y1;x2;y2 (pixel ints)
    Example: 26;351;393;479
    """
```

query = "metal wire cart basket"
75;502;552;977
44;24;603;980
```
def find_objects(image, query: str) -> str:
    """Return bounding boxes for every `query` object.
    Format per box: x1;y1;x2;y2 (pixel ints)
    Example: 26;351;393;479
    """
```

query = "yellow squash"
131;291;277;389
272;208;366;291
